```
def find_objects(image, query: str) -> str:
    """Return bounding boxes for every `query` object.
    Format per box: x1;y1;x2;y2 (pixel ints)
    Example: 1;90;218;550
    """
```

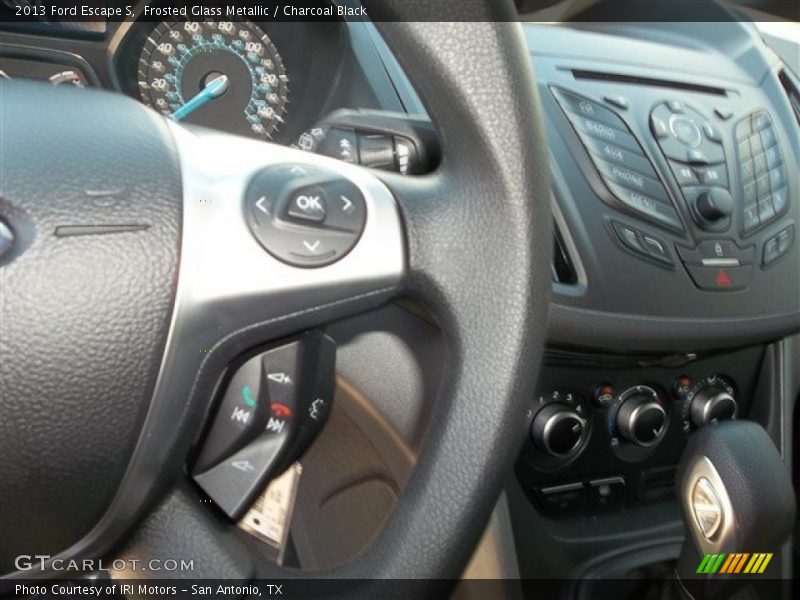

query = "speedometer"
137;20;289;140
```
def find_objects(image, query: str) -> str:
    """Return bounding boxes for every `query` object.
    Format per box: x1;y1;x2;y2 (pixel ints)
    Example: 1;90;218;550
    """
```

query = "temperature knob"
616;386;667;447
689;376;737;427
531;404;587;458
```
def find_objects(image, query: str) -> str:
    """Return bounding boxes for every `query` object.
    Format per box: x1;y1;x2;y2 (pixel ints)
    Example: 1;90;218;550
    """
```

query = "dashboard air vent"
552;223;578;285
778;69;800;126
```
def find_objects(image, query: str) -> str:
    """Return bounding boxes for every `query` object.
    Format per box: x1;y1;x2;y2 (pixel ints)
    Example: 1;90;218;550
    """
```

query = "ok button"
287;186;327;223
669;115;702;148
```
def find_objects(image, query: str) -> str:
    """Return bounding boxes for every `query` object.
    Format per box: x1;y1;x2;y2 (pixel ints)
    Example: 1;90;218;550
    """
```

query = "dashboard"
0;3;404;147
1;9;798;588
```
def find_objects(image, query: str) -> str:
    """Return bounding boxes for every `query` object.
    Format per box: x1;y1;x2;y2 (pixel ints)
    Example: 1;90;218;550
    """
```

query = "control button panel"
736;111;789;235
518;364;755;519
651;101;732;231
676;239;755;292
611;220;674;266
194;331;336;519
762;224;795;268
245;165;367;268
551;87;683;231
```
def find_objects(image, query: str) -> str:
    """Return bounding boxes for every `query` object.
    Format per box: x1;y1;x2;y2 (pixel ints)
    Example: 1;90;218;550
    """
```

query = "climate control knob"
689;378;737;427
531;404;587;458
616;387;667;447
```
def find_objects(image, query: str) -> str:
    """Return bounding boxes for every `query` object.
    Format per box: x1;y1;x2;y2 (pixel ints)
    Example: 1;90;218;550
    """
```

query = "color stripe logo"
697;553;773;574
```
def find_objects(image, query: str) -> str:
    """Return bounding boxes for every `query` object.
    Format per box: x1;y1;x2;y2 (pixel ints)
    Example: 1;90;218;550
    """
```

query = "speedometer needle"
171;74;229;122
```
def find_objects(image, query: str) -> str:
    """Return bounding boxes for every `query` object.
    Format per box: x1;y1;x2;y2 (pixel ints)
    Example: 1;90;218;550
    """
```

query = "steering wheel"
0;0;551;591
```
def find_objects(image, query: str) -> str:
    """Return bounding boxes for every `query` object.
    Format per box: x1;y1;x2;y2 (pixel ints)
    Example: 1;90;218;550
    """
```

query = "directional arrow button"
303;239;321;253
341;195;354;213
255;196;270;215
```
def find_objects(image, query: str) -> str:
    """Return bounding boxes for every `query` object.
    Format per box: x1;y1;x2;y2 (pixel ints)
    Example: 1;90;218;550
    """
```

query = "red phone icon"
270;403;292;418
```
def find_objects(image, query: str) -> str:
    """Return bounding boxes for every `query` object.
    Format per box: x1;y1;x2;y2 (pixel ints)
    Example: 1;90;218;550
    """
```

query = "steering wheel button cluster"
246;165;367;267
193;355;269;474
194;332;336;519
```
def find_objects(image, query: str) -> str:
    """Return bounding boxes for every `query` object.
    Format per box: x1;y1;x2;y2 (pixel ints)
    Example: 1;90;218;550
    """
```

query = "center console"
513;21;799;542
516;346;763;517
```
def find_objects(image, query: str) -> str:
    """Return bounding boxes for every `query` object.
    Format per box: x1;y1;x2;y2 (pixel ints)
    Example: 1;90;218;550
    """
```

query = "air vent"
571;69;727;96
552;223;578;285
778;69;800;126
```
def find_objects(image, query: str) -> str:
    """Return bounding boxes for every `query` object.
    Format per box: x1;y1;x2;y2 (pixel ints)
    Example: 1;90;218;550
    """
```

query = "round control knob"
696;188;734;221
616;390;667;447
531;404;586;458
690;389;737;427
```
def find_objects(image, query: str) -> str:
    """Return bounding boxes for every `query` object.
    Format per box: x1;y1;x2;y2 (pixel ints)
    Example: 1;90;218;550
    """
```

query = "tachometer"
138;20;289;140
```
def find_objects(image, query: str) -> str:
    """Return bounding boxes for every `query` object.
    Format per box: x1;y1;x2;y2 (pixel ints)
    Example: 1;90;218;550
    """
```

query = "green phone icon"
241;385;257;408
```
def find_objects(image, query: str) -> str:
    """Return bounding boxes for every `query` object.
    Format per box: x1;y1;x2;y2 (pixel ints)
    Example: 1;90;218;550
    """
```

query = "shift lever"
675;421;796;599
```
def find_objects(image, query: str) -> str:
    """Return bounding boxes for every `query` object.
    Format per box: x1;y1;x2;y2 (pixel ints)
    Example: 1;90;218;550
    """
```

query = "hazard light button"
684;264;751;291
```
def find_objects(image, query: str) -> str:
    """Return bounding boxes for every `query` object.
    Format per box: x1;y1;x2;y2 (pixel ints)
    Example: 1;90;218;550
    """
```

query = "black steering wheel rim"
0;1;551;590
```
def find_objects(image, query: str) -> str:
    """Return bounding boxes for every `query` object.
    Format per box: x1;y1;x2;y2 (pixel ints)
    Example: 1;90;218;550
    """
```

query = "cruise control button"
685;264;751;291
194;432;289;519
261;341;302;409
287;186;327;223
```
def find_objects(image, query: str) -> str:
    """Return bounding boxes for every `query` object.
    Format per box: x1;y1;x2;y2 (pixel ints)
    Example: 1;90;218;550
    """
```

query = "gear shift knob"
675;421;796;598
